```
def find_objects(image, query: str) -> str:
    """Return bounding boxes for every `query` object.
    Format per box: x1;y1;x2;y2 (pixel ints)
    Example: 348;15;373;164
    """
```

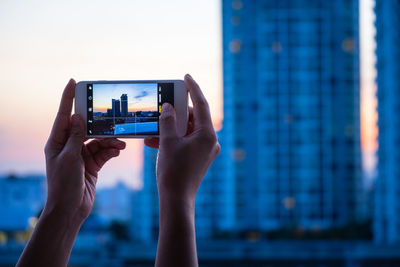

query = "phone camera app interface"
87;82;173;136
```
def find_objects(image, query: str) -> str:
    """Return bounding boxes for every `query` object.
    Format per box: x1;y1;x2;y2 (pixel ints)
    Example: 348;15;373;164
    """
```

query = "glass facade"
138;0;362;240
218;0;362;232
374;0;400;244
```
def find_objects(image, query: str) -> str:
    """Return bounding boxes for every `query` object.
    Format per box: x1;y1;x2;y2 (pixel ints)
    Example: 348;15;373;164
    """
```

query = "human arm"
16;79;126;267
145;74;220;267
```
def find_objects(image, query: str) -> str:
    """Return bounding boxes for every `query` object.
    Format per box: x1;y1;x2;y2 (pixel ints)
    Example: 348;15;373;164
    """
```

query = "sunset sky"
0;0;222;189
0;0;377;188
93;83;158;113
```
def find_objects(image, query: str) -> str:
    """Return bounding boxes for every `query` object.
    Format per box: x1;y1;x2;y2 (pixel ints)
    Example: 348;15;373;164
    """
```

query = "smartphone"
75;80;188;138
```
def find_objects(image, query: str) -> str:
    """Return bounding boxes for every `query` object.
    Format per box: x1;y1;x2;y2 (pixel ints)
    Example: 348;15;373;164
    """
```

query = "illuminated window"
232;0;243;10
231;148;246;162
272;41;282;53
342;38;355;52
229;39;242;54
283;197;295;210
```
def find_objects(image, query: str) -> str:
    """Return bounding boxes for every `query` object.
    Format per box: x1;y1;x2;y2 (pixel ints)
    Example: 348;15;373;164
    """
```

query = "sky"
0;0;222;188
93;83;158;113
0;0;377;188
360;0;378;180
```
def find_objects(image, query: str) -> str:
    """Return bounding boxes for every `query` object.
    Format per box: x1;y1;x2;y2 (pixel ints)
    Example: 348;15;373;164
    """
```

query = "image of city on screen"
88;83;159;136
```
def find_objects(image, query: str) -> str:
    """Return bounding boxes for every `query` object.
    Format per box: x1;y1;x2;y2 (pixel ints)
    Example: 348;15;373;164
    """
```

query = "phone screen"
87;82;174;136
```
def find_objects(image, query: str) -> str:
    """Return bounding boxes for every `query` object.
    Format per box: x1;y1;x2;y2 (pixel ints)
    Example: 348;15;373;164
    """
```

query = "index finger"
47;79;76;149
184;74;213;129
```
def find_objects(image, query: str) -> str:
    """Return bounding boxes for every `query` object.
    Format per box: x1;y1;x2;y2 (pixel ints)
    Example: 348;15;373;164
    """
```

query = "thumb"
159;103;178;141
64;114;85;154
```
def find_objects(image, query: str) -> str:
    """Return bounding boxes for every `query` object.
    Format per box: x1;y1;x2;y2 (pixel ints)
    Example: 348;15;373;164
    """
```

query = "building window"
231;16;241;26
272;41;282;53
231;148;246;162
232;0;243;10
342;38;355;53
283;197;296;210
229;39;242;54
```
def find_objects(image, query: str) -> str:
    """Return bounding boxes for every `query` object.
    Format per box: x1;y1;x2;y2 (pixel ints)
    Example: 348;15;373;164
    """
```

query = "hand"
17;79;126;267
43;79;126;224
145;74;220;267
145;74;220;204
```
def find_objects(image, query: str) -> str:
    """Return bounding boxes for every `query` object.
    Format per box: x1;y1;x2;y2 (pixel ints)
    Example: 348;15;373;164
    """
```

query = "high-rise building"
112;99;121;117
374;0;400;244
137;0;362;240
131;146;159;242
195;132;228;239
219;0;361;232
121;94;128;117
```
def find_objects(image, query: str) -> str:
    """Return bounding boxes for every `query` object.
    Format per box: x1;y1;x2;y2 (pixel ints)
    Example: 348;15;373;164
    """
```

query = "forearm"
16;207;82;267
156;194;198;267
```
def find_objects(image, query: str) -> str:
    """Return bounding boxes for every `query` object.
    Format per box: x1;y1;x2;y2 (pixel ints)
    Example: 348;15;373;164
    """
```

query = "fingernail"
162;103;173;112
185;74;193;80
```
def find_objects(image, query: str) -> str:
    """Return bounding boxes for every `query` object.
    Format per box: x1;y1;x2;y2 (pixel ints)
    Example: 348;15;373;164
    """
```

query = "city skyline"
0;0;377;190
93;83;157;114
5;0;400;265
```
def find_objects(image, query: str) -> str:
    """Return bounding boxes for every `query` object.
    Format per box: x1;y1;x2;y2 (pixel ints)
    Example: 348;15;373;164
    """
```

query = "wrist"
41;204;83;233
158;191;195;210
158;192;195;225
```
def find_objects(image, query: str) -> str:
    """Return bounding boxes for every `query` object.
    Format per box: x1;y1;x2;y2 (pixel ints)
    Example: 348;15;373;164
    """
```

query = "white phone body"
75;80;188;138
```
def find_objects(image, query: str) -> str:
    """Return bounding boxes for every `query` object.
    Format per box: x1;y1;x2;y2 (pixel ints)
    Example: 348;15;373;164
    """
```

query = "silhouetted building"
216;0;362;233
112;99;121;117
121;94;128;117
374;0;400;244
107;109;113;117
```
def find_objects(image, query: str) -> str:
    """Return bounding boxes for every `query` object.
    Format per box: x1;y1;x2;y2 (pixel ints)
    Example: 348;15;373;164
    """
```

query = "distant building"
107;109;113;117
131;146;159;242
112;99;121;117
374;0;400;244
195;132;228;239
94;182;132;223
0;174;46;231
217;0;362;232
121;94;128;117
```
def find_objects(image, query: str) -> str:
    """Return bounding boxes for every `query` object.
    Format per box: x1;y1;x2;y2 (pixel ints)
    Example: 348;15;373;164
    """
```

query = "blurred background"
1;0;398;266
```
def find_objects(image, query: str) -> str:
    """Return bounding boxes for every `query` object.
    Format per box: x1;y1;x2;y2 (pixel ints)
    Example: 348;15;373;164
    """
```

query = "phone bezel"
75;80;188;138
